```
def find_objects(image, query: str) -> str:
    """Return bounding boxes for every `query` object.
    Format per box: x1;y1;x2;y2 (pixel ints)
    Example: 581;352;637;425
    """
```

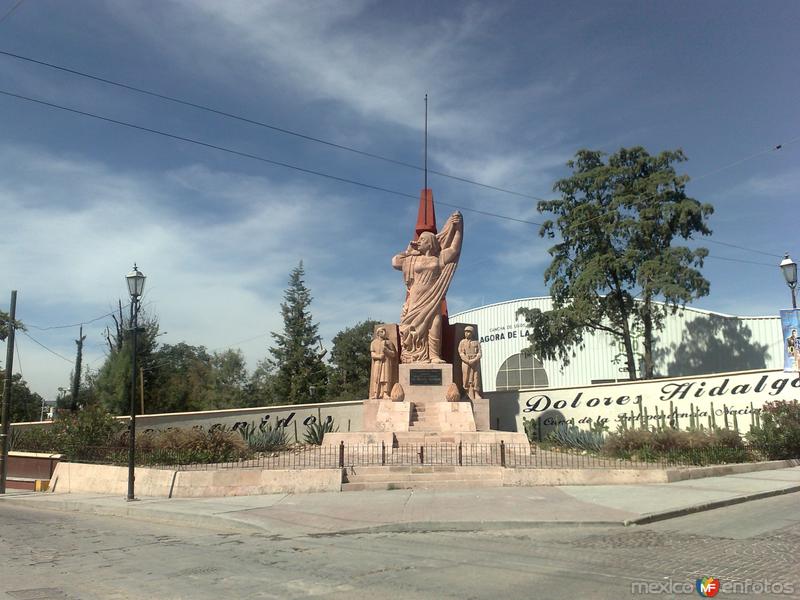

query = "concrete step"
343;466;503;480
407;427;446;432
346;465;499;474
344;471;502;483
341;479;503;492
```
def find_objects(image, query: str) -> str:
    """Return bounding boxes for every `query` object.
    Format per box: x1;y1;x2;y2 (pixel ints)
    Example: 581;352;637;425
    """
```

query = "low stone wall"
502;468;670;486
48;462;342;497
50;463;175;496
171;469;341;497
12;400;365;444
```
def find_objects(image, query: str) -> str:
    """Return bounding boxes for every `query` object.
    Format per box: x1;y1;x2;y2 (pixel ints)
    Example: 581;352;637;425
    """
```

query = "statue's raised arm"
394;211;464;363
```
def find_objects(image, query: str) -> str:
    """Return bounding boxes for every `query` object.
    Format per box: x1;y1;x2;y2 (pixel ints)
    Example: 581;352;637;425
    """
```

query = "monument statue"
458;325;482;397
369;326;397;398
392;211;463;363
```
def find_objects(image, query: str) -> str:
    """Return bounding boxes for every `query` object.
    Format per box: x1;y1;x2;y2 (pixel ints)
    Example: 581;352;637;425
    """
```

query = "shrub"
748;400;800;460
303;418;338;445
603;427;752;465
133;427;250;464
11;405;123;459
10;424;59;452
239;422;289;453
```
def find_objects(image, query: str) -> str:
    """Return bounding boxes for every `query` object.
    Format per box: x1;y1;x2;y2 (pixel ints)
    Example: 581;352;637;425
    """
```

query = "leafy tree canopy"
0;372;44;423
518;146;713;380
92;303;161;415
327;319;379;401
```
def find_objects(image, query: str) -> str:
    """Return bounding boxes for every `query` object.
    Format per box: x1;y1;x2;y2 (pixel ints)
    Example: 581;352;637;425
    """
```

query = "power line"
705;254;775;268
0;49;546;202
705;239;782;259
693;137;800;182
210;331;271;353
0;0;26;25
0;87;546;227
22;331;74;364
27;301;134;331
0;80;790;254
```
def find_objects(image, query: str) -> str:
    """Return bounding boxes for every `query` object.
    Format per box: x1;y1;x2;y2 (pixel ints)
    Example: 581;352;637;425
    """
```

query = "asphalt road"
2;494;799;600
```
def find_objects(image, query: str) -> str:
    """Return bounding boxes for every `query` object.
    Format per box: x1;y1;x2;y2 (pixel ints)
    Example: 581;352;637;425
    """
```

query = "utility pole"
0;290;18;494
70;324;86;411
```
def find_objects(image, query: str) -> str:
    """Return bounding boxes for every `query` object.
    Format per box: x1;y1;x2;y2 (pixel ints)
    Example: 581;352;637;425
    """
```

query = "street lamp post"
780;254;797;309
126;264;146;502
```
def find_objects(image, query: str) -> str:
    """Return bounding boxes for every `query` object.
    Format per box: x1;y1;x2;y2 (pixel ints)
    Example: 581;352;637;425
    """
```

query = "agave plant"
547;422;605;452
303;418;338;446
522;417;539;443
241;422;288;452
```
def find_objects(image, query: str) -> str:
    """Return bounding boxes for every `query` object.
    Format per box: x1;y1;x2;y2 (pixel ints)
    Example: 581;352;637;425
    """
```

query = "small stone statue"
369;326;397;399
458;325;482;398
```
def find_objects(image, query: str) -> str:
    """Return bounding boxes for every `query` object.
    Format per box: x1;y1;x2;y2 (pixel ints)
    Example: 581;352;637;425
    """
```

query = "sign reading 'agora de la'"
516;369;799;429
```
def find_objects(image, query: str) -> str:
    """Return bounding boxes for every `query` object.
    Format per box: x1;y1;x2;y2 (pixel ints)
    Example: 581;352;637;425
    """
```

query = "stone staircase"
341;465;504;491
408;402;440;432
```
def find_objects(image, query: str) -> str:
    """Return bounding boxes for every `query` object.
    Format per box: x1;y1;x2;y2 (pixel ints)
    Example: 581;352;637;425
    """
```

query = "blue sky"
0;0;797;399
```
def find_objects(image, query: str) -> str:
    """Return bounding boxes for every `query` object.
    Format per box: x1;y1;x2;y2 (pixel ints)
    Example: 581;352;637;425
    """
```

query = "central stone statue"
392;211;463;363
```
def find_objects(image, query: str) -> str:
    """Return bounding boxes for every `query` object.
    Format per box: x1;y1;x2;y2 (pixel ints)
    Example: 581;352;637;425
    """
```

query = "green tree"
92;302;161;415
518;147;712;380
143;342;213;413
268;262;328;404
246;359;277;407
208;349;249;409
0;372;44;422
327;319;378;401
0;310;24;341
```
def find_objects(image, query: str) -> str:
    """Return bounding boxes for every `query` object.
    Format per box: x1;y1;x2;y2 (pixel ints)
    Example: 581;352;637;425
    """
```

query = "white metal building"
450;298;782;392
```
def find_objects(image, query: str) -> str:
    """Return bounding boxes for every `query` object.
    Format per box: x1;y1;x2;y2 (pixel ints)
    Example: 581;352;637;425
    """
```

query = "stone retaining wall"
49;462;342;497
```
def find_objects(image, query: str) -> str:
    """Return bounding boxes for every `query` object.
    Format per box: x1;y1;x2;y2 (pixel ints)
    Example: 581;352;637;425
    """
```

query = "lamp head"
780;254;797;288
126;263;146;298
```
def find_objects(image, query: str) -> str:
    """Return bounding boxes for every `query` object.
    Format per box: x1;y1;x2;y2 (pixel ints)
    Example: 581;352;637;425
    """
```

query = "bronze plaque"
409;369;442;386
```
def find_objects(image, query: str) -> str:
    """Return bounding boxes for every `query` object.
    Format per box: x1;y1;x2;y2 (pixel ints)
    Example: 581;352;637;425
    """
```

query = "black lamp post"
780;253;797;309
126;264;145;501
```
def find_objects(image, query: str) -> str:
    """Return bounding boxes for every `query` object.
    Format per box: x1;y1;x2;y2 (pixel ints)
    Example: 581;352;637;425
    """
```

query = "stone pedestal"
399;363;452;402
401;363;477;432
362;398;410;432
470;396;491;431
431;401;477;432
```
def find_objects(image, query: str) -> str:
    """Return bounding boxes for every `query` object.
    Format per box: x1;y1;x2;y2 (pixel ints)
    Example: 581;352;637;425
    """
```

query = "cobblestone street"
2;493;799;599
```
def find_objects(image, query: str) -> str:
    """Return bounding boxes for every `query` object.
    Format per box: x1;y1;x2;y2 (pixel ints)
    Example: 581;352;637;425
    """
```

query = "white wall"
452;298;781;392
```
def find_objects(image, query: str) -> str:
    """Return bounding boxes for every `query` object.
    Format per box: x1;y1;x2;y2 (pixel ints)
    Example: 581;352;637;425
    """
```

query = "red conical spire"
414;188;437;239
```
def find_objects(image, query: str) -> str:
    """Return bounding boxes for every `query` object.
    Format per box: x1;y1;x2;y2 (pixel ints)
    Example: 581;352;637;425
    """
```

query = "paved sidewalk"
2;466;799;537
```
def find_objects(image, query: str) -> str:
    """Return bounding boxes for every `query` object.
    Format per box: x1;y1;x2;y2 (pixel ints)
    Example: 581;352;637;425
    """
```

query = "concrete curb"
0;495;266;534
624;483;800;526
664;458;800;483
310;520;625;536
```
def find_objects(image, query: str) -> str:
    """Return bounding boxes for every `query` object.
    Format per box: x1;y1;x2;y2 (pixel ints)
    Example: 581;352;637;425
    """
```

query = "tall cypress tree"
269;262;328;404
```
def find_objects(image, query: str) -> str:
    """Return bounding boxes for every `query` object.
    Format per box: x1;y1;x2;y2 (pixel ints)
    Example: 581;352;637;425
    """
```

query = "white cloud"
111;0;571;157
0;144;399;398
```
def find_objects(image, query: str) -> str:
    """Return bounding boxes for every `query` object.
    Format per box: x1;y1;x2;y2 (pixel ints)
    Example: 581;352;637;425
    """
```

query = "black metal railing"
69;441;760;471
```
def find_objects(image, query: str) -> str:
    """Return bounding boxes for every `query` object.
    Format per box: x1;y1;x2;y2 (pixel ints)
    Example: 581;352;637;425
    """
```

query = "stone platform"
326;361;528;451
325;429;529;449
